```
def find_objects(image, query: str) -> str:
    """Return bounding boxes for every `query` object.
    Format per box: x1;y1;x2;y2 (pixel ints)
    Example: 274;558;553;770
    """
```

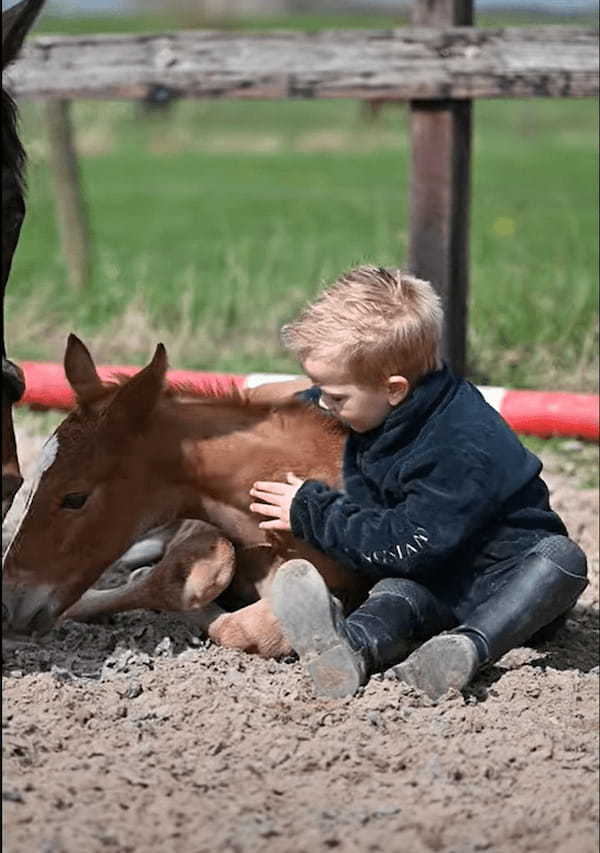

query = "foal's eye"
60;493;88;510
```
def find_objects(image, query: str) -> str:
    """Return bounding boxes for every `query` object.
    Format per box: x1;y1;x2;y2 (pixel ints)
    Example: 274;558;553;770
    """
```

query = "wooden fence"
4;0;598;373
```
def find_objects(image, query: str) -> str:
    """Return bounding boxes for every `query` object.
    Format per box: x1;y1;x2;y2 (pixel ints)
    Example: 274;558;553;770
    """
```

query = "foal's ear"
107;343;168;430
64;334;104;405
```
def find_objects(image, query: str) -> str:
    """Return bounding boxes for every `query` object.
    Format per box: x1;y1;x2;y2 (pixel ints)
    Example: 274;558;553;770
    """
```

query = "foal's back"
250;396;346;485
177;385;347;495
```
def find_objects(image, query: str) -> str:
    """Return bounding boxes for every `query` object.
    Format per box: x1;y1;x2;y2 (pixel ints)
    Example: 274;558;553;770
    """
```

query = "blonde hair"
281;265;443;387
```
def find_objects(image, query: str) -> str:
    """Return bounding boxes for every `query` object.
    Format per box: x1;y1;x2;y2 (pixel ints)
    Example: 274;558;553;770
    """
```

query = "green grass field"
5;12;598;392
33;10;599;35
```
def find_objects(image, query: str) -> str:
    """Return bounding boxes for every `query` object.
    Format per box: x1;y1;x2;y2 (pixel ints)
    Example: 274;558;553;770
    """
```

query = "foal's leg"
65;523;290;658
206;598;291;659
63;520;236;623
115;521;180;570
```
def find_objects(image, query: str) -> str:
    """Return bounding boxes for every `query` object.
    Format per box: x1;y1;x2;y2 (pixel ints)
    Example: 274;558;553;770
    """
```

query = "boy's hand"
249;473;305;531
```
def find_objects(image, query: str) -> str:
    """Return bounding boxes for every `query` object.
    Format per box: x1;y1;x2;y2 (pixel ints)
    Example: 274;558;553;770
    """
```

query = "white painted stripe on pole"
478;385;507;412
244;373;301;388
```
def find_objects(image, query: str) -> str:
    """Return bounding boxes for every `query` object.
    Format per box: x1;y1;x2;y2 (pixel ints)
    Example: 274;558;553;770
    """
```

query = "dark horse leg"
2;357;25;518
2;1;47;518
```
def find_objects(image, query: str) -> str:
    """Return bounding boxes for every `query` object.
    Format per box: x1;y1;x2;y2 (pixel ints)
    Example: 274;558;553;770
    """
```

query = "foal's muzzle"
2;583;59;640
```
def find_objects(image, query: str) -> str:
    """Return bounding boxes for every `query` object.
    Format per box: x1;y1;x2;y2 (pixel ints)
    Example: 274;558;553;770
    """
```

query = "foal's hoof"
127;565;154;586
118;533;169;569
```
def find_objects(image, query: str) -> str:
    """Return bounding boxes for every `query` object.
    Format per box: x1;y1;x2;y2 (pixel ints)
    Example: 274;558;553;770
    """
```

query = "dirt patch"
3;416;599;853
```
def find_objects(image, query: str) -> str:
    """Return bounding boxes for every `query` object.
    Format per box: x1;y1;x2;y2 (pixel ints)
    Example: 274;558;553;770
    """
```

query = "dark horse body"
2;0;46;518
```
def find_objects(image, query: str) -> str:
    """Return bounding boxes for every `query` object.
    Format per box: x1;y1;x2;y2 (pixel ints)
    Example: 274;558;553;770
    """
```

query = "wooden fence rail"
5;27;598;101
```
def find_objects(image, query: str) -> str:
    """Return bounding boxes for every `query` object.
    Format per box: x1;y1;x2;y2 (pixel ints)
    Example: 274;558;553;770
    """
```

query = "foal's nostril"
28;606;55;638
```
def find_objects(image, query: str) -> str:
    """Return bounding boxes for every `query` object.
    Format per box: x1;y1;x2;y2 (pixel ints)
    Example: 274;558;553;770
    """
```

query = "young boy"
249;265;588;700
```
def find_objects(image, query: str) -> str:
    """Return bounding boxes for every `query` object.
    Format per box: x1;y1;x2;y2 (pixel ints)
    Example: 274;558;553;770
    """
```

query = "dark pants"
344;534;588;672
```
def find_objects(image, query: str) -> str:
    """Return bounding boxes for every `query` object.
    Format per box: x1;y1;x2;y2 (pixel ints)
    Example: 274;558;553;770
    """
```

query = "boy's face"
303;357;408;433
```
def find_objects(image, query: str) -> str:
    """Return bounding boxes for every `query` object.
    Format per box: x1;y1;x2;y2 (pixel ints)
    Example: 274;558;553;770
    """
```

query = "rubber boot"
387;536;588;700
270;560;366;698
270;560;454;699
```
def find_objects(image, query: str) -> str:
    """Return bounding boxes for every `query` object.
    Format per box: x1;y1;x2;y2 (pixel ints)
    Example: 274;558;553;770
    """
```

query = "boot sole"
387;634;479;700
270;559;364;699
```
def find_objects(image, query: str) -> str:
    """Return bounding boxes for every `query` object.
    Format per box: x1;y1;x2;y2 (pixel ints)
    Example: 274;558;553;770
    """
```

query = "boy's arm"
289;448;495;581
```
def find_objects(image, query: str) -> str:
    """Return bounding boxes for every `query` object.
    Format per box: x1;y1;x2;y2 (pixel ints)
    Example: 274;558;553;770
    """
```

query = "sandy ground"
2;416;599;853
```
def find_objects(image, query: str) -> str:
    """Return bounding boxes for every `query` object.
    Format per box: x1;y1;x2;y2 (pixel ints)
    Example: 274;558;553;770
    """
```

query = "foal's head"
3;334;170;638
2;0;46;518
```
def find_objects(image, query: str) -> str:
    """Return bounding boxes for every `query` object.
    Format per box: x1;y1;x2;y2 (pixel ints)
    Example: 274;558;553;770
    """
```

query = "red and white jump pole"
17;362;599;442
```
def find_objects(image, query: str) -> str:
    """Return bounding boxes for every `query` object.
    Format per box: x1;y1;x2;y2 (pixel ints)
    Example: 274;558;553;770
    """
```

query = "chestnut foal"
2;335;368;656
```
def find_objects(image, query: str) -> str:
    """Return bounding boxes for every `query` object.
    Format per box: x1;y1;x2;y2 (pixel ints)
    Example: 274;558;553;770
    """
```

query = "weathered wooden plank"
4;27;598;101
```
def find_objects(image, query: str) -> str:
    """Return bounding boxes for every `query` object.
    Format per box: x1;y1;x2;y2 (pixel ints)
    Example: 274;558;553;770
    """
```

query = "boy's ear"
387;375;410;405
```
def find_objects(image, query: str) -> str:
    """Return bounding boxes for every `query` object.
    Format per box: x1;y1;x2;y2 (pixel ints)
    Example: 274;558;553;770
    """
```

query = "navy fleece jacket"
290;365;566;583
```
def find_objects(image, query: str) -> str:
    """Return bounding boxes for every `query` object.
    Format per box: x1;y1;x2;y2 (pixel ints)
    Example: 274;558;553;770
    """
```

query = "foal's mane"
89;374;346;436
171;379;347;436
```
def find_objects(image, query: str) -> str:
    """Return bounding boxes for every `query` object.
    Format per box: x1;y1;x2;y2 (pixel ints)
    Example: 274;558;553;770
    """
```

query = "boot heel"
386;633;479;700
305;644;364;699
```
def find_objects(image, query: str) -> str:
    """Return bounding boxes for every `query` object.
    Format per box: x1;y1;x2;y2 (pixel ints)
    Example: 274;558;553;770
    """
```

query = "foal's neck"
153;395;344;521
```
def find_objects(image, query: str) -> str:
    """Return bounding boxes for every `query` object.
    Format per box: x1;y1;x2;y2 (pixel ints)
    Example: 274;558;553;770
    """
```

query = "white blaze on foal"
3;433;59;559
